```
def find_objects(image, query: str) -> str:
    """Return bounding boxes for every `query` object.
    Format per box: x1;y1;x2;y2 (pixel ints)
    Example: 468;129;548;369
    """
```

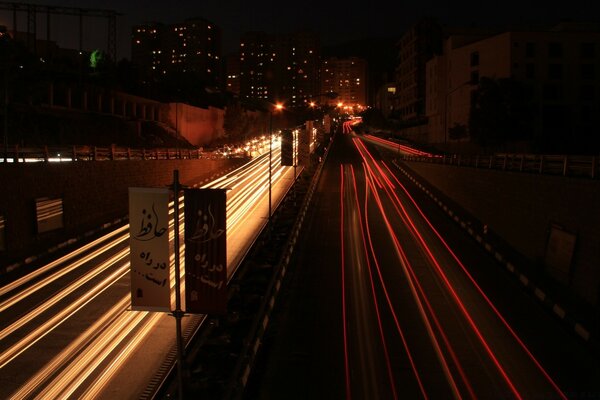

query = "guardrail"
401;153;599;179
0;145;209;162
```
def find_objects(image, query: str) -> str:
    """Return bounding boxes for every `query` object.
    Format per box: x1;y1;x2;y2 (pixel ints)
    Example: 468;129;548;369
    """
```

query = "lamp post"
266;92;336;225
268;103;283;227
3;65;7;163
1;31;10;163
268;110;272;225
444;80;473;145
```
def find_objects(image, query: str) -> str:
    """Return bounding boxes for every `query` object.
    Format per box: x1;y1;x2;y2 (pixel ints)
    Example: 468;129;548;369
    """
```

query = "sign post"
129;171;228;399
170;170;186;400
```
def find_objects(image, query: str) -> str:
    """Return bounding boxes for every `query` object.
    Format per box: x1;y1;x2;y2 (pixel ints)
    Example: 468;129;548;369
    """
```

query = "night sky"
1;0;600;60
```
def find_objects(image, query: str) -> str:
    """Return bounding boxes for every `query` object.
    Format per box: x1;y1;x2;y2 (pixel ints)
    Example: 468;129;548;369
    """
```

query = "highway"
245;123;600;399
0;135;299;399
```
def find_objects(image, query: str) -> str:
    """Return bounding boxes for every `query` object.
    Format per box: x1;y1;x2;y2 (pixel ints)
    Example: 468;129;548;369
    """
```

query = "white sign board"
129;187;171;311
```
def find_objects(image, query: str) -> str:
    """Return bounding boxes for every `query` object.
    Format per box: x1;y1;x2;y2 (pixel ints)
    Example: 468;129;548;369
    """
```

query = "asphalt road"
244;130;600;399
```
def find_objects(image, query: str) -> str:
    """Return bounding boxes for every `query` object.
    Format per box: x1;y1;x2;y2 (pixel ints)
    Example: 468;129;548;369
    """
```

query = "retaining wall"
403;161;600;306
0;158;245;266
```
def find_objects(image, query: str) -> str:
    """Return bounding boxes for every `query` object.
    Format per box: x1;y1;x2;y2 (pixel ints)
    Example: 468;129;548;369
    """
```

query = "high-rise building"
131;17;221;88
131;22;163;83
394;18;443;122
238;31;321;107
321;57;367;111
238;32;273;102
225;54;241;95
272;31;321;107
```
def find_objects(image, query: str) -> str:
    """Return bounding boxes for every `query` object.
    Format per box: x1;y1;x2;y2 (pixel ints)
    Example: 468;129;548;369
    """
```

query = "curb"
392;159;596;350
228;139;334;398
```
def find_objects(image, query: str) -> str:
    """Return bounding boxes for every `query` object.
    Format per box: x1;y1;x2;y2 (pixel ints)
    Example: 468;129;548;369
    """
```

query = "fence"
0;145;210;162
401;153;599;179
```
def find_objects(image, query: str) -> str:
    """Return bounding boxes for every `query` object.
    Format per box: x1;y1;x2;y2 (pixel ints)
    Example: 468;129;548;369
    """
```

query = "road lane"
0;139;302;399
245;129;600;399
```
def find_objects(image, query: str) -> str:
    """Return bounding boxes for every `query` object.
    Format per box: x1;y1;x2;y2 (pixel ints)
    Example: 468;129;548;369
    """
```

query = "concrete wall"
403;161;600;306
0;158;245;265
46;85;227;147
164;103;226;147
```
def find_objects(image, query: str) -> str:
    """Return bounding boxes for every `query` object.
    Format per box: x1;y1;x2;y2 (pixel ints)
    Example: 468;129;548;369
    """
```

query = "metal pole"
293;129;297;204
3;66;7;162
268;111;272;226
171;169;185;400
175;102;179;158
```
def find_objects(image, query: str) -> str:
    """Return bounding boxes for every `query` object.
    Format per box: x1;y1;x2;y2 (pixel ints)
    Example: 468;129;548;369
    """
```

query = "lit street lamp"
265;92;337;227
268;102;284;227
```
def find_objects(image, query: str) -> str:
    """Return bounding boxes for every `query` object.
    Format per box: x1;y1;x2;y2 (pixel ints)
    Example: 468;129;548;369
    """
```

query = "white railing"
401;153;599;179
0;145;211;163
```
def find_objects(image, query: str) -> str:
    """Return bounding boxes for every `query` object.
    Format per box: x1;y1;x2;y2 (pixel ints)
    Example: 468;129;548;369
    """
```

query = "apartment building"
321;57;367;111
394;18;443;123
238;31;321;107
131;17;222;88
426;21;600;151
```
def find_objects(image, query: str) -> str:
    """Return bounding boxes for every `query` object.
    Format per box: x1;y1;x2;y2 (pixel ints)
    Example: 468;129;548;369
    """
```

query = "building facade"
238;31;273;103
394;18;443;123
238;31;321;108
131;18;222;88
426;22;600;151
374;83;397;118
321;57;367;111
225;54;241;95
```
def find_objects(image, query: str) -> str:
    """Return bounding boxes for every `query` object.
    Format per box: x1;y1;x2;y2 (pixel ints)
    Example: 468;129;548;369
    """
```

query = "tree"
448;123;468;140
469;77;533;150
360;107;387;129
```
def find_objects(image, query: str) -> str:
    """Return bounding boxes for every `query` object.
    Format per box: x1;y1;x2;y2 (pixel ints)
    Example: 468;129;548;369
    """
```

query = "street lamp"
266;92;336;225
3;64;7;162
444;80;473;145
268;102;284;227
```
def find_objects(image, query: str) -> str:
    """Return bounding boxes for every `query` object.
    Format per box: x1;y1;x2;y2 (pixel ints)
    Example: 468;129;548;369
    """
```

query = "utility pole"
268;110;272;226
3;66;7;162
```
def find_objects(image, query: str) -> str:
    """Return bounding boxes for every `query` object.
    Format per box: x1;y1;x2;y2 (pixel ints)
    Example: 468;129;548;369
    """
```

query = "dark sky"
2;0;600;60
